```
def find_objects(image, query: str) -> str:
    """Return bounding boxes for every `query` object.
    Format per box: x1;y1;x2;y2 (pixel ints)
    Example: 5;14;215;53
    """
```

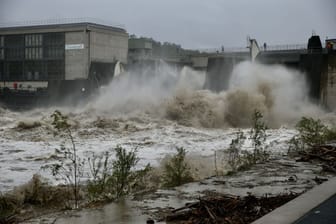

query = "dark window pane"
24;61;46;80
44;33;65;59
47;60;64;80
0;62;3;80
6;35;24;60
0;36;4;47
0;49;4;60
7;62;23;80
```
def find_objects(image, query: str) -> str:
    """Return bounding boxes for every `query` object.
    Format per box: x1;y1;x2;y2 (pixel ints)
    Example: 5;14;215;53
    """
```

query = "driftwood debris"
164;193;298;224
0;214;17;224
297;144;336;174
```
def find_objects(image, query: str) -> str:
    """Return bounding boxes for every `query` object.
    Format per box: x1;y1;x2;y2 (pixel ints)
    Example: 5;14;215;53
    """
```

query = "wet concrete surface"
23;199;157;224
132;157;334;221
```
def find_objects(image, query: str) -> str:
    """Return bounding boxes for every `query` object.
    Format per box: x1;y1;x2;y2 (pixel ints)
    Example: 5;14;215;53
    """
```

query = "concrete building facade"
0;21;128;105
321;52;336;110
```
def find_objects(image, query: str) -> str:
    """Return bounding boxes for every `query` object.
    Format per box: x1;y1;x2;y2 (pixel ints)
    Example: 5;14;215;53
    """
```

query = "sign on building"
65;44;84;50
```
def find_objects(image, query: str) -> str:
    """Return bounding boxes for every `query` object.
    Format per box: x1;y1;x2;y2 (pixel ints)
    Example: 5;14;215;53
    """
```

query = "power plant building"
0;20;128;103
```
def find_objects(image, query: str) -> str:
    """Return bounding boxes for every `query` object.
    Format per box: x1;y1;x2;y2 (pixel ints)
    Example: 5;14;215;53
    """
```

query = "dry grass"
15;120;41;130
0;174;74;222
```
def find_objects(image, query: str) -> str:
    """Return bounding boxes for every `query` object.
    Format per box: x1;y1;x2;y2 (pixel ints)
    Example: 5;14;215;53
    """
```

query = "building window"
25;34;42;46
7;62;24;80
4;35;24;60
25;34;43;59
47;60;64;80
44;33;64;59
0;36;4;60
24;61;46;80
0;62;3;80
0;33;65;81
7;48;24;59
45;47;64;58
25;47;43;60
6;35;24;60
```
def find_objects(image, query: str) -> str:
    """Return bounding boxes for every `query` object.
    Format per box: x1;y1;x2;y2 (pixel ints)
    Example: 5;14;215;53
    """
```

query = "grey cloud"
0;0;335;48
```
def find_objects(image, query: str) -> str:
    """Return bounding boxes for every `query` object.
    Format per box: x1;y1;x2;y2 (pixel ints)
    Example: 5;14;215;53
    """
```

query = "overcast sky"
0;0;335;49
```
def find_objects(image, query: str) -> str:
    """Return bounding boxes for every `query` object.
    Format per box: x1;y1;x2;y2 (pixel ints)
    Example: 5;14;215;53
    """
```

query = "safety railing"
198;43;311;54
260;44;307;51
198;46;249;54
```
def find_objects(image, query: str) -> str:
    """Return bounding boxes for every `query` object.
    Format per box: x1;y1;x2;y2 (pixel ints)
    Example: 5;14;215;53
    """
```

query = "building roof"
0;18;127;34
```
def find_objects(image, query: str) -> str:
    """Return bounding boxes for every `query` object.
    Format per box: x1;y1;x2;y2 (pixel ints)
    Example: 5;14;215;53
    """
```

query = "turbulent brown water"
165;62;323;128
0;61;325;130
86;61;322;128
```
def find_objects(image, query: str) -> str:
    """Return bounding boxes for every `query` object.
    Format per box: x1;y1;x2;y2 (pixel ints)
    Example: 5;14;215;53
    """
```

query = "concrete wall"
90;30;128;64
321;53;336;110
298;53;324;101
256;51;301;65
129;38;152;49
191;56;208;69
65;31;89;80
204;57;243;91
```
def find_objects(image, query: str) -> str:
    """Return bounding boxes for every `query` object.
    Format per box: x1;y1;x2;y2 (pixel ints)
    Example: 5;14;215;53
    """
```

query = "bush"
0;175;73;223
109;146;139;198
0;193;19;222
227;131;246;172
22;174;47;205
224;110;269;174
249;110;269;163
129;163;152;192
14;174;72;208
163;147;194;187
87;146;151;201
296;117;336;146
16;120;41;130
43;110;84;209
289;117;336;153
42;112;153;206
87;152;111;200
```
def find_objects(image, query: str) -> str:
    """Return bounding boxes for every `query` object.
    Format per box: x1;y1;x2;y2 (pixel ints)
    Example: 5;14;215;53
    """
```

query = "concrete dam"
0;19;335;110
203;36;336;111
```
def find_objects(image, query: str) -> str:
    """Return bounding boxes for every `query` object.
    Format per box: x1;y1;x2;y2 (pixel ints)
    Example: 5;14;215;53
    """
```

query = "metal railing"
198;42;329;54
260;44;306;51
198;43;310;53
0;17;126;29
198;46;249;54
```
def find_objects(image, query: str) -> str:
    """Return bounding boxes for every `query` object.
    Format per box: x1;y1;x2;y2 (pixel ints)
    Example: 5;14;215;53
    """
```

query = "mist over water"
86;62;206;115
82;60;324;128
143;61;322;128
0;61;323;129
226;62;323;127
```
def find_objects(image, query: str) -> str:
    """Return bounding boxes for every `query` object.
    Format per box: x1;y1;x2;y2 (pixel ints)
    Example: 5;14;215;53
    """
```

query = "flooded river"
1;62;335;223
